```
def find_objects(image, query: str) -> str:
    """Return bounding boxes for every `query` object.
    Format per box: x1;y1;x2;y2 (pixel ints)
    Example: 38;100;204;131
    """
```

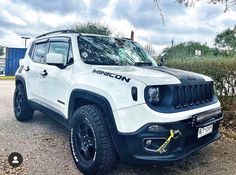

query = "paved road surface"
0;80;236;175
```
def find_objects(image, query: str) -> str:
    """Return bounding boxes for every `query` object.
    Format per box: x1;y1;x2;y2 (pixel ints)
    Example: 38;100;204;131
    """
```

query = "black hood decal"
92;69;131;83
143;66;206;84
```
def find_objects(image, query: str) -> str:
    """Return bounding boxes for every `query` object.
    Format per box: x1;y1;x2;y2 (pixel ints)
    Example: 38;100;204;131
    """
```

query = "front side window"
77;35;155;66
48;42;69;61
33;42;47;63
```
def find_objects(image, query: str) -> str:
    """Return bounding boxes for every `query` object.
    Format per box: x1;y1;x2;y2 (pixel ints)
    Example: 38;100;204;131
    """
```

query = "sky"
0;0;235;54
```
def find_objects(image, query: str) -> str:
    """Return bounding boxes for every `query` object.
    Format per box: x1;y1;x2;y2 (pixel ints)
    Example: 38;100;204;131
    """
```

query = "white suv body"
14;30;223;175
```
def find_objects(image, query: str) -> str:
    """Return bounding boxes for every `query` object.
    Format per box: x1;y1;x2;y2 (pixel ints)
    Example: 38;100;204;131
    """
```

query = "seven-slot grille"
172;82;214;109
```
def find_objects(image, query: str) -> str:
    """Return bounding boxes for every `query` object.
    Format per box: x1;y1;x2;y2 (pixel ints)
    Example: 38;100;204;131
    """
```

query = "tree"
214;26;236;53
160;41;219;59
144;44;156;56
175;0;236;12
0;46;4;56
70;22;112;36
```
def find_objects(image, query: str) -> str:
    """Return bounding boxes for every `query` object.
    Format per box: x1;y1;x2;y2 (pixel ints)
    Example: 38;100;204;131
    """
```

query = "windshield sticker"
81;51;88;58
92;69;130;83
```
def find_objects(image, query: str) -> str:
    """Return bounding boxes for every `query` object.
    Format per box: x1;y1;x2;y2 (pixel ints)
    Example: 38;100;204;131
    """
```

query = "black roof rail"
36;29;80;39
121;37;134;41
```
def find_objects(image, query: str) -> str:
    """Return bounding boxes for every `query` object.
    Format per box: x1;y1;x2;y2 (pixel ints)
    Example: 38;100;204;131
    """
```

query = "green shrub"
164;56;236;109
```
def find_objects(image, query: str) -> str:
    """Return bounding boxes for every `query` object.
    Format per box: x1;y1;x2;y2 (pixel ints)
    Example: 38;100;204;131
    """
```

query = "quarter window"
68;46;74;64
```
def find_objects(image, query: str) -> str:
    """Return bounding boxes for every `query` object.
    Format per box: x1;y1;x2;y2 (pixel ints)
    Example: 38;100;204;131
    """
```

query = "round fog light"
148;124;165;132
146;139;152;146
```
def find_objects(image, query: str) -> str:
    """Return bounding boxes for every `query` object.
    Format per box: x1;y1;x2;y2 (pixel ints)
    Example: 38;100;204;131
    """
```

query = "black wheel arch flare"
68;89;117;130
15;75;28;99
68;89;127;157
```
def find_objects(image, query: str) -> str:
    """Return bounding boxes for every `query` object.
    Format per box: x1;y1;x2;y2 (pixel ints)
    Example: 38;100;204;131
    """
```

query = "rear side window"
48;42;69;60
33;42;47;63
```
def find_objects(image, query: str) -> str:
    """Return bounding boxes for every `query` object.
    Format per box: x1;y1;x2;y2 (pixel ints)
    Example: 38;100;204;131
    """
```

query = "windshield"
77;35;156;66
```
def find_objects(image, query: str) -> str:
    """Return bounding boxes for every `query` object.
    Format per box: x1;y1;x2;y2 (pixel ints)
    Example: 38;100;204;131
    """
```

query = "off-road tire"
13;84;34;121
70;105;117;175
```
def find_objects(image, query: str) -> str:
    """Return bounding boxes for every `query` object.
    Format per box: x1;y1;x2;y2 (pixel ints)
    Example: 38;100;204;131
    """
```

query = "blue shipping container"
5;48;26;76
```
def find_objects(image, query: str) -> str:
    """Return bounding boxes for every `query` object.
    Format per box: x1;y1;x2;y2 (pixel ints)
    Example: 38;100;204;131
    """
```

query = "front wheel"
13;84;34;121
70;105;117;175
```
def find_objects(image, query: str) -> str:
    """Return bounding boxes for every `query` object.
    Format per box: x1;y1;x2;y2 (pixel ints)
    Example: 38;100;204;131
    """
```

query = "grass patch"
0;76;15;80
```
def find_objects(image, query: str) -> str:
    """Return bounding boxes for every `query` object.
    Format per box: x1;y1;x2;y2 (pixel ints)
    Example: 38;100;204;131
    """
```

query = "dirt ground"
221;110;236;132
0;80;236;175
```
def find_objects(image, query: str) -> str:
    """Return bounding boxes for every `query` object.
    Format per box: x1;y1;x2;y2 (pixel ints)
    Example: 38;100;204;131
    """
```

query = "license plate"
198;124;213;138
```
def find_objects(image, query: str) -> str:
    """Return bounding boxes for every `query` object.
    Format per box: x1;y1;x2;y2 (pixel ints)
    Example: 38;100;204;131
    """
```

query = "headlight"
148;87;160;105
145;85;171;109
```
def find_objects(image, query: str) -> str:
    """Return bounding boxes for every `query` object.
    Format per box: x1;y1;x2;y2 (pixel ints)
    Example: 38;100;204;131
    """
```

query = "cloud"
0;10;27;26
12;0;83;14
0;0;235;53
111;0;228;50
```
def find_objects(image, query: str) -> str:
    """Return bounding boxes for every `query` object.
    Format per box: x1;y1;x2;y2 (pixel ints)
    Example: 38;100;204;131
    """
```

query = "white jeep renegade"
14;30;223;175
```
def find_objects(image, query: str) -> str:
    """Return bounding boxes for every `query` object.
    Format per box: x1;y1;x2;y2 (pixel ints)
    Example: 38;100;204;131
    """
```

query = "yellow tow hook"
156;129;182;154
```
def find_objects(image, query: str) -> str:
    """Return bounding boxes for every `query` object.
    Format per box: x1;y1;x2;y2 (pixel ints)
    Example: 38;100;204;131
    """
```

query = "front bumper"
113;109;223;164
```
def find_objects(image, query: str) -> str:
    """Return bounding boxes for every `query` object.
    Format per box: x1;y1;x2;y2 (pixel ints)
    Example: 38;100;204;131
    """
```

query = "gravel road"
0;80;236;175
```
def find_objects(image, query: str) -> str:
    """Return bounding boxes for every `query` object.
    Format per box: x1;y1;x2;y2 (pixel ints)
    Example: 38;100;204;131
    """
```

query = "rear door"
25;39;48;102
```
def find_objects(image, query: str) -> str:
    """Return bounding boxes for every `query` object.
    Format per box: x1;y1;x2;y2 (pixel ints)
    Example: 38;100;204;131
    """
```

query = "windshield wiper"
134;62;153;66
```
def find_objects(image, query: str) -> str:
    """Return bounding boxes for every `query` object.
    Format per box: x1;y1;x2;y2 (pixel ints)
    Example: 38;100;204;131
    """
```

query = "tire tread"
13;83;34;121
71;105;117;175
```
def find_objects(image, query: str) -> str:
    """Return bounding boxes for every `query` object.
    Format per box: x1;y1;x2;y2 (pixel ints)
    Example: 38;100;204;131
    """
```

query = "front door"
40;38;73;117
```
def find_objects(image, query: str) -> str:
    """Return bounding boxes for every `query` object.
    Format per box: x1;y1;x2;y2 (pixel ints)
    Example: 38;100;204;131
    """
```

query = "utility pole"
21;37;30;48
171;38;174;47
131;30;134;41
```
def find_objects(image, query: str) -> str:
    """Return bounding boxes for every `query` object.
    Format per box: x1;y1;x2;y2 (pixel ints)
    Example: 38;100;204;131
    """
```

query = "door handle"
24;66;30;72
39;70;48;77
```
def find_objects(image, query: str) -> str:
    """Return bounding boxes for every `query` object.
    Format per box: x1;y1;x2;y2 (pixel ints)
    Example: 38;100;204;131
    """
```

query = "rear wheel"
13;84;34;121
70;105;117;175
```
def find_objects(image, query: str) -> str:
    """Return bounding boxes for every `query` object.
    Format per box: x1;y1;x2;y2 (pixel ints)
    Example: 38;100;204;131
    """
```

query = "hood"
91;65;210;85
